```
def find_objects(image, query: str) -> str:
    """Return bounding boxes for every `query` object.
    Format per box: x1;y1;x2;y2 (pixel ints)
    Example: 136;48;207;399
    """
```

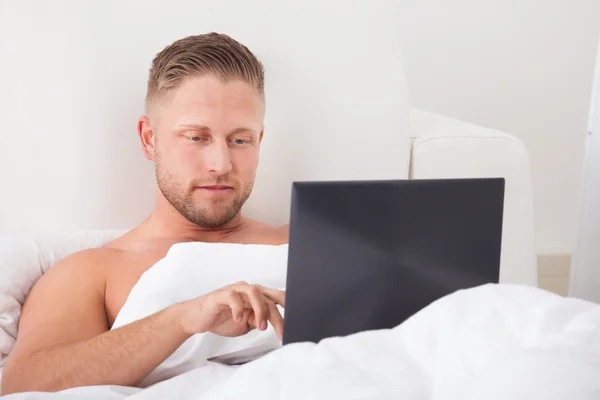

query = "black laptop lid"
282;178;504;345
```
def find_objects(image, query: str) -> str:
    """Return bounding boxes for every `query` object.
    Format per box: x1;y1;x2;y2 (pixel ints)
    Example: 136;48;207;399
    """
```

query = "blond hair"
145;32;265;113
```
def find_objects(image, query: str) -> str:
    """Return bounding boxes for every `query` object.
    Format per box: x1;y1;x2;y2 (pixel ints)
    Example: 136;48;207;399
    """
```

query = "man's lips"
196;185;234;192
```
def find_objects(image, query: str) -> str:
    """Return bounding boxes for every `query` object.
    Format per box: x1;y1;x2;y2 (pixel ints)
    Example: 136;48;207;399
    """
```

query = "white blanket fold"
3;242;600;399
111;242;289;387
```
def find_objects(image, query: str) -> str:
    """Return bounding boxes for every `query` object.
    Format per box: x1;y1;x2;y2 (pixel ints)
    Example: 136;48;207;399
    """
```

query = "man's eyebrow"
175;124;258;135
228;127;259;135
175;123;211;132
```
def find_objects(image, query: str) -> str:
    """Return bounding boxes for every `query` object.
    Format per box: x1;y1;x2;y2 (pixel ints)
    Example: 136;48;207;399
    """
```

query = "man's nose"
204;141;232;176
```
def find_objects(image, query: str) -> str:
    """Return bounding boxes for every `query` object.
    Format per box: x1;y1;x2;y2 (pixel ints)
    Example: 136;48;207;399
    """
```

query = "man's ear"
137;116;156;161
259;127;264;144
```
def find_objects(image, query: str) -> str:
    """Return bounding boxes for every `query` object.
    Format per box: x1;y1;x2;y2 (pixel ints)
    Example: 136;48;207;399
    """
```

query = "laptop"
209;177;504;362
282;178;505;345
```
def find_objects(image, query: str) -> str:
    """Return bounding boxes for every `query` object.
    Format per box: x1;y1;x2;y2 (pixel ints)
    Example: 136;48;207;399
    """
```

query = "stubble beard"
155;153;253;229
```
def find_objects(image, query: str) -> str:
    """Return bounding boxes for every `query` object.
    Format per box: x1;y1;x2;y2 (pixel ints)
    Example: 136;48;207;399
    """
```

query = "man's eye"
233;138;248;145
190;136;203;142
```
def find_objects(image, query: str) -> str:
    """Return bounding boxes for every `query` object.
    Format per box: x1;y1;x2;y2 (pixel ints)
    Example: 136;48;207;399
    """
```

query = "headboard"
0;0;410;231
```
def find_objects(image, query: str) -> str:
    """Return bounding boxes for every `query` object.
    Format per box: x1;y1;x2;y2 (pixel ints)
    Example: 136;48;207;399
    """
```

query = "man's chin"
184;206;241;229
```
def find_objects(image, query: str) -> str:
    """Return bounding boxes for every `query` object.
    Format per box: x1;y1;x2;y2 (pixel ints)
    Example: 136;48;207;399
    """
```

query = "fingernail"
260;320;267;330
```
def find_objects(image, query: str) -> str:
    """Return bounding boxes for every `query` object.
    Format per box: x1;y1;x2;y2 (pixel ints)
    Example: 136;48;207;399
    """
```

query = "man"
2;33;287;394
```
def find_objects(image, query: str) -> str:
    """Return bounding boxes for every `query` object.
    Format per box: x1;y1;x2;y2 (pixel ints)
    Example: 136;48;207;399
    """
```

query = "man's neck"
142;212;245;243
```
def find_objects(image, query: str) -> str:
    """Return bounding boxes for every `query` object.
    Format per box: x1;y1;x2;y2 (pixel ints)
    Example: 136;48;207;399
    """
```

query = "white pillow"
0;230;122;366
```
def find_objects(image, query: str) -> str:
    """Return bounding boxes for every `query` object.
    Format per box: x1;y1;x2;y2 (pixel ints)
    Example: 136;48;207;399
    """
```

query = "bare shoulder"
22;247;125;323
241;219;289;245
274;224;289;244
39;246;124;284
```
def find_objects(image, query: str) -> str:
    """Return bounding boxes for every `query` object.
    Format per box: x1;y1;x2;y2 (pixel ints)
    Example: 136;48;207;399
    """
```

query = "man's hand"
180;282;285;339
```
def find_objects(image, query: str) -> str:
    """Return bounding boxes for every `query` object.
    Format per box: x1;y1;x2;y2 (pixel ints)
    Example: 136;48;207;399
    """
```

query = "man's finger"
260;287;286;308
240;285;267;330
226;289;245;322
266;300;284;340
243;309;254;330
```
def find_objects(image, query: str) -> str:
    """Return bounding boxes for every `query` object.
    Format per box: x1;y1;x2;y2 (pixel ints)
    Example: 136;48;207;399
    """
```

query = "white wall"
0;0;410;231
397;0;600;255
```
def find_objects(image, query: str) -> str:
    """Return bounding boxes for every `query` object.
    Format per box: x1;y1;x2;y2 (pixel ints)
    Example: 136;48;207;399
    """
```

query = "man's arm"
1;250;285;395
1;250;191;394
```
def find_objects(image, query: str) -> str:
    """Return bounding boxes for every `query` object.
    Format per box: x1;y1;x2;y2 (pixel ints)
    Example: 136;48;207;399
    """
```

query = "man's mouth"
197;185;234;193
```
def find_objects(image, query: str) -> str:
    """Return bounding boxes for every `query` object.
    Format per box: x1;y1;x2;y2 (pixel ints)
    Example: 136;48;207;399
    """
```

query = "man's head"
138;33;265;228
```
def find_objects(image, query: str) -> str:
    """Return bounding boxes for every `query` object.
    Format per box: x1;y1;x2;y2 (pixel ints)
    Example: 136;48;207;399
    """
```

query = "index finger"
266;300;284;340
258;287;286;307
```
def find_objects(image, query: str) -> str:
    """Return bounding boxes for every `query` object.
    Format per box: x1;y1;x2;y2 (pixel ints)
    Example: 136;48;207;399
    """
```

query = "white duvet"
3;242;600;399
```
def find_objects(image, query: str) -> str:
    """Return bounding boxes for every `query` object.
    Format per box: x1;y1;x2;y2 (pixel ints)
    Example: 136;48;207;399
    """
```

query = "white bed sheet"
2;283;600;399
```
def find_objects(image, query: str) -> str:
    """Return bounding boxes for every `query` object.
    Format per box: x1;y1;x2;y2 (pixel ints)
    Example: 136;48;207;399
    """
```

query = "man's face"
149;75;264;228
